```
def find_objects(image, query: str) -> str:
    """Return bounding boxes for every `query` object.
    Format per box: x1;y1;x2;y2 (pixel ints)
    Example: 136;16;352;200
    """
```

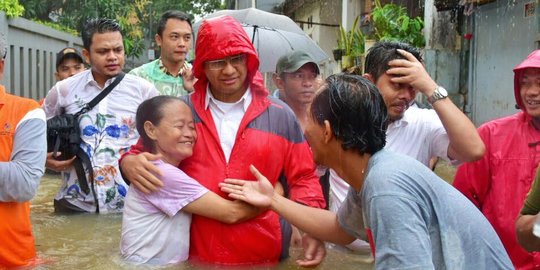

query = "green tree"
135;0;223;45
0;0;25;18
371;0;425;48
17;0;223;58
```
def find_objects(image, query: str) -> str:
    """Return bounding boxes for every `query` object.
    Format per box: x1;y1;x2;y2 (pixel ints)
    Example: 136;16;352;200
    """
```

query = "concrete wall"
468;0;538;125
341;0;362;29
423;0;463;109
287;0;340;77
0;12;83;101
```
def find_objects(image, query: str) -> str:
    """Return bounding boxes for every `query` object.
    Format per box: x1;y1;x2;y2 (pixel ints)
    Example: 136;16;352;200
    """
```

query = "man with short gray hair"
0;34;47;267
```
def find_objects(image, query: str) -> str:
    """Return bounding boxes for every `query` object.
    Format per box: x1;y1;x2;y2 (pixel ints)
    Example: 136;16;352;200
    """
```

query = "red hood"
193;15;267;97
513;50;540;111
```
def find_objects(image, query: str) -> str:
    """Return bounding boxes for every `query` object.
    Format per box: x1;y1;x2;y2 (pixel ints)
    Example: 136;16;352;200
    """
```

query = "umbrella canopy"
193;8;328;73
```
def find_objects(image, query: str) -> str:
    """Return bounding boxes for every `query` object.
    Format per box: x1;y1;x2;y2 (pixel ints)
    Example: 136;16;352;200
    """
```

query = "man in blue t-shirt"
220;73;513;269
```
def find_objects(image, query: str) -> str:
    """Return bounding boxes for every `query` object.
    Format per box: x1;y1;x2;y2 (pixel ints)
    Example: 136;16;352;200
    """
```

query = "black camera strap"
75;72;125;117
73;72;125;213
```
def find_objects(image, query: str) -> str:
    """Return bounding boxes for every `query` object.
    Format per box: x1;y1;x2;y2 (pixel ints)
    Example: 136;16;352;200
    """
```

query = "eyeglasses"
2;51;5;59
205;54;247;70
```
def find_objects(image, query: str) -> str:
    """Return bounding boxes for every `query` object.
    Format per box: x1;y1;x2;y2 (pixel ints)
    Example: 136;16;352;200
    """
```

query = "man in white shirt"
364;41;484;164
326;41;486;244
43;18;158;213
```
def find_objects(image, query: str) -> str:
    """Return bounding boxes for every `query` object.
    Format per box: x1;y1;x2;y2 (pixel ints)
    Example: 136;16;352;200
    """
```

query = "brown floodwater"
29;174;377;270
29;161;455;269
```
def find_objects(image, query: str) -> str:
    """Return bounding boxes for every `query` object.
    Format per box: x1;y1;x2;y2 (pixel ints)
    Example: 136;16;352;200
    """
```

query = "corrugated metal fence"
0;12;82;101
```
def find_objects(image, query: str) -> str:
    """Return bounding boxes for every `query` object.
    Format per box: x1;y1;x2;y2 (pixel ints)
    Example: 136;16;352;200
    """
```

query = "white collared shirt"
42;70;158;213
204;87;252;162
385;105;450;166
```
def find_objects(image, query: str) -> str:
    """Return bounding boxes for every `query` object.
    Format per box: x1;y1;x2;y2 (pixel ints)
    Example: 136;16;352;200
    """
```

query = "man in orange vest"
0;34;47;267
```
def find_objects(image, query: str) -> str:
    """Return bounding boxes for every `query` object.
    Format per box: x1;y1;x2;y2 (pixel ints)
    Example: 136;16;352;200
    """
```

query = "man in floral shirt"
43;18;158;213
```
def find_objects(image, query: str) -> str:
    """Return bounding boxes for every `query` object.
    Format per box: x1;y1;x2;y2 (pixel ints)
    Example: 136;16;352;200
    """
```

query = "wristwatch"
427;86;448;105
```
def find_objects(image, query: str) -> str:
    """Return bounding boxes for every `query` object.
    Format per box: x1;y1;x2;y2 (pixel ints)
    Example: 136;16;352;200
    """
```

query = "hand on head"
387;49;438;95
220;165;274;208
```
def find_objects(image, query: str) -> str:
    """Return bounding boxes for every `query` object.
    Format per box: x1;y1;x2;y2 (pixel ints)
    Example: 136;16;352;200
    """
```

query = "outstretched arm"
220;165;355;245
145;165;263;224
388;49;485;162
183;192;261;224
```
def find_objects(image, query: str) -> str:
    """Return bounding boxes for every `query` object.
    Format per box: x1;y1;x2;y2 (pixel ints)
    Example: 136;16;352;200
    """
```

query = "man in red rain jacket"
120;15;326;266
454;50;540;269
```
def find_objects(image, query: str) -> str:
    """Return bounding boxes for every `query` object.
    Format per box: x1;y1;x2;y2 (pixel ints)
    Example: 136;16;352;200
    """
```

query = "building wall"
468;0;538;125
342;0;362;29
0;12;82;100
423;0;463;111
425;0;538;126
285;0;341;77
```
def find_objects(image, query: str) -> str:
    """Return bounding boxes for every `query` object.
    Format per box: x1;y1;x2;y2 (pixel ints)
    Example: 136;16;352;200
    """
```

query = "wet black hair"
310;73;388;155
364;41;422;82
82;18;122;51
157;10;192;37
136;96;185;152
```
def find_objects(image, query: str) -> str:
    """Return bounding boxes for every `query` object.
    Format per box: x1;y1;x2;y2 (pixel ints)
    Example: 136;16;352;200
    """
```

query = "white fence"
0;11;83;100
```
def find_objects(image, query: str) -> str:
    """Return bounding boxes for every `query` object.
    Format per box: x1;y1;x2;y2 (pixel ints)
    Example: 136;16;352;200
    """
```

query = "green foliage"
33;19;78;36
122;35;145;60
371;0;425;48
0;0;24;18
337;15;364;56
136;0;223;44
17;0;223;58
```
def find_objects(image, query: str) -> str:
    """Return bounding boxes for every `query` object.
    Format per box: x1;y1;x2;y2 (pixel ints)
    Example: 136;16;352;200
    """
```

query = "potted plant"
370;0;425;48
337;15;364;69
332;48;343;62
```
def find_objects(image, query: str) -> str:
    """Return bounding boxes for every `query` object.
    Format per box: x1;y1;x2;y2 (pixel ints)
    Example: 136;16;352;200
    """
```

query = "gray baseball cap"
275;50;320;74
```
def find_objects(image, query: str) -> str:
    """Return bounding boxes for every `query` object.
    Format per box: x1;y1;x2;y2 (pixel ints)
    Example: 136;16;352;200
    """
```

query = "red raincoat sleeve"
284;140;326;209
453;125;492;209
118;138;146;170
